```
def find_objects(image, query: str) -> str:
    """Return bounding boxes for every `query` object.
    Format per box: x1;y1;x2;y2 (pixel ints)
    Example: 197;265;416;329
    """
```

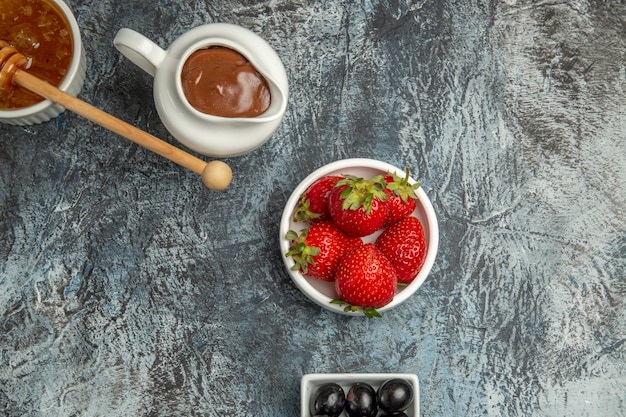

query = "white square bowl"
301;373;420;417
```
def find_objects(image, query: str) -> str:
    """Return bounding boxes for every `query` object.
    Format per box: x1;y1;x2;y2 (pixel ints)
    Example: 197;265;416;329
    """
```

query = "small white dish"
301;373;420;417
280;158;439;316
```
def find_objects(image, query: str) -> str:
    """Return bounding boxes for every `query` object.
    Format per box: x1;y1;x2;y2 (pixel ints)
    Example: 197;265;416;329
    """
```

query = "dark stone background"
1;1;624;416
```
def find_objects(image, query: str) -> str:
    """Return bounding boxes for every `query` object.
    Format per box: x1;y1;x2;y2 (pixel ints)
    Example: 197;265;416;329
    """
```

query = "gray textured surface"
1;0;625;416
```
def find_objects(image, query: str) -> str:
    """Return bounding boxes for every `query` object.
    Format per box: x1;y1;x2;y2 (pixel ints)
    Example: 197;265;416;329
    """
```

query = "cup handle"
113;28;166;77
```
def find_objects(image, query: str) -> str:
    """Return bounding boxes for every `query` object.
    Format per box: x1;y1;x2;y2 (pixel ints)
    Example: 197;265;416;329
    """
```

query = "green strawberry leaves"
330;299;383;319
335;174;388;215
385;168;420;204
291;199;321;223
285;229;320;275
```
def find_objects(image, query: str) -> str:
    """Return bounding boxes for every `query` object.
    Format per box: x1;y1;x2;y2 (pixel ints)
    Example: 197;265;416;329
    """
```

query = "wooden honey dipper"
0;40;232;190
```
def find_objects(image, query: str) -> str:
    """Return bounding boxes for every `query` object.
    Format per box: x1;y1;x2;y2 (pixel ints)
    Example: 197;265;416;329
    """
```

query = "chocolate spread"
180;46;271;118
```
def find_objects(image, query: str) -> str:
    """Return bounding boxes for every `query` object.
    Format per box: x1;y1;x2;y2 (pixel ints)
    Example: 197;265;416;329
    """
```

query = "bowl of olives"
301;373;419;417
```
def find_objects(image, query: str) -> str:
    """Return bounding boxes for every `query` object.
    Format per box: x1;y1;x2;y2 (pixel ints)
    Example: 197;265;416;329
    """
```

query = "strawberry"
327;174;389;237
292;175;344;223
383;168;420;226
285;221;362;281
333;243;397;316
375;216;427;284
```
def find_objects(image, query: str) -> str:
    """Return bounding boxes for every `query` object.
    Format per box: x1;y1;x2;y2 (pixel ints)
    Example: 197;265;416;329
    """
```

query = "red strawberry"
285;221;362;281
383;168;420;226
292;175;344;223
333;243;397;316
375;216;427;284
327;175;389;237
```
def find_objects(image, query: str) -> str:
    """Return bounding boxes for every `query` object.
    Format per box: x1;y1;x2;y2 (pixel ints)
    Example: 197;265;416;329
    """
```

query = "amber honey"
0;0;74;109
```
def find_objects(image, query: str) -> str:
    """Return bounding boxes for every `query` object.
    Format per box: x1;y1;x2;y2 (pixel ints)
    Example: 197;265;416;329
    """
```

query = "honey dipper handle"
12;69;208;176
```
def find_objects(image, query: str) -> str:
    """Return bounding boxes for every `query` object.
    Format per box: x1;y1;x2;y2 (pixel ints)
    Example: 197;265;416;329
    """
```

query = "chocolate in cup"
114;24;289;158
180;46;271;118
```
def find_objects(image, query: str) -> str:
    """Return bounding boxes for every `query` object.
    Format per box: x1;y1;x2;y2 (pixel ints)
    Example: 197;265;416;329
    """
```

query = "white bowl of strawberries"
280;158;439;317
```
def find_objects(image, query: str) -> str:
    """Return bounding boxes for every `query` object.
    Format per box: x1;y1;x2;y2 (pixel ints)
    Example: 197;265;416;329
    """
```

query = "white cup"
113;23;289;157
0;0;86;126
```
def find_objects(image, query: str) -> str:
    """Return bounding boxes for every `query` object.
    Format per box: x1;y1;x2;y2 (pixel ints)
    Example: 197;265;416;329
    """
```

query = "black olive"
311;383;345;417
345;382;377;417
381;412;409;417
377;378;414;412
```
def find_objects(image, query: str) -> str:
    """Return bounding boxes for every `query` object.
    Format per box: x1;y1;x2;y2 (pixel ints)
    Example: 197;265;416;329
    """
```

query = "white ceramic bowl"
280;158;439;316
301;373;420;417
0;0;86;126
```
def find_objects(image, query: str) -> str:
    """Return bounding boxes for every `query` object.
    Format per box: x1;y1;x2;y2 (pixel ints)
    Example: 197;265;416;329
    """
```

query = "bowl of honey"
0;0;86;125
